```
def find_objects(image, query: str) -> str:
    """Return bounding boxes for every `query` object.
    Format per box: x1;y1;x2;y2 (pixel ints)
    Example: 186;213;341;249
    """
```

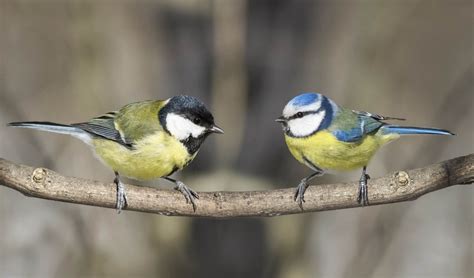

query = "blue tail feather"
382;125;454;136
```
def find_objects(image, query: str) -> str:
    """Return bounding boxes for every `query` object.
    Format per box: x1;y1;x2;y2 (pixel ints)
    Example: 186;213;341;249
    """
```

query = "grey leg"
357;166;370;206
163;177;199;212
114;172;128;213
294;169;324;210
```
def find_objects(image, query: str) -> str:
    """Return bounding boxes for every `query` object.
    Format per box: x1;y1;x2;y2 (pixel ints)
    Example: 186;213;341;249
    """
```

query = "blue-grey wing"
72;111;132;148
332;110;395;142
351;110;405;121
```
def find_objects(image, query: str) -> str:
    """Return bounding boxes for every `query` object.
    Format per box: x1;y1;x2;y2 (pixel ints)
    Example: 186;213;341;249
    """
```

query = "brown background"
0;1;473;277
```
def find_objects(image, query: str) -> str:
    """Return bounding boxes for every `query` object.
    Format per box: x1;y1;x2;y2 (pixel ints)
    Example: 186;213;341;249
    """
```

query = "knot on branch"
395;171;410;187
32;168;47;184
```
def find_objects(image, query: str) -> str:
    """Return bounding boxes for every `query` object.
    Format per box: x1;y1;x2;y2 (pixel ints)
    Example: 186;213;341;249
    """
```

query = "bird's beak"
275;116;286;123
209;125;224;134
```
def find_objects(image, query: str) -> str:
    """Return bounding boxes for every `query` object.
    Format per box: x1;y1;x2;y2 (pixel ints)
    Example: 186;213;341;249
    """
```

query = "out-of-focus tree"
0;0;472;277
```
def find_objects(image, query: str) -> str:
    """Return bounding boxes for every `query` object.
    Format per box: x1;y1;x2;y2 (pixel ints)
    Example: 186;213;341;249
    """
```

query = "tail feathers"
382;125;454;136
8;121;78;134
8;121;93;144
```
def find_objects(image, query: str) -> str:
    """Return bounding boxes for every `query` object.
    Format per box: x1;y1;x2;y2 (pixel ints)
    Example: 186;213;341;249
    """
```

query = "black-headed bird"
276;93;453;208
9;95;223;212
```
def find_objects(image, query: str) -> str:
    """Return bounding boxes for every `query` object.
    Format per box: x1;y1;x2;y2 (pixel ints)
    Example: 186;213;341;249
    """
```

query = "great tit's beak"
209;125;224;134
275;116;286;123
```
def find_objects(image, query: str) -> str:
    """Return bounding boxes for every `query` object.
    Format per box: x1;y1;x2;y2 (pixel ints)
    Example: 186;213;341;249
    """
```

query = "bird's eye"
193;118;201;125
296;112;304;118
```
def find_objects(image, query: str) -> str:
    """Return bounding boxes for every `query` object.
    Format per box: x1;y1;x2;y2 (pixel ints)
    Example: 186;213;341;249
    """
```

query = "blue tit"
8;95;224;212
276;92;453;208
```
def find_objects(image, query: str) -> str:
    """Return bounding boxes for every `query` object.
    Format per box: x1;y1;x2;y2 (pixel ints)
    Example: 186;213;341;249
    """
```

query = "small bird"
8;95;223;212
276;93;453;208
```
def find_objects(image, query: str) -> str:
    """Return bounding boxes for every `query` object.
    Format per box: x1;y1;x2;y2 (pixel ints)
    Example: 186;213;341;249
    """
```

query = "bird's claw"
115;178;128;214
357;174;370;206
175;181;199;212
294;180;308;210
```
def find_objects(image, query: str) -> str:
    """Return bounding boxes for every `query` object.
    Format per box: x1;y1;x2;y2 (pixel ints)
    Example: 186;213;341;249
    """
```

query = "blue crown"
290;93;320;107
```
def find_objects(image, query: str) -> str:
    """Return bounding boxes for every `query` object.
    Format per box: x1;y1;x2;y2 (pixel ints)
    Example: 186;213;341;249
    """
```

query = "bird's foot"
114;177;128;213
174;181;199;212
294;180;308;210
357;174;370;206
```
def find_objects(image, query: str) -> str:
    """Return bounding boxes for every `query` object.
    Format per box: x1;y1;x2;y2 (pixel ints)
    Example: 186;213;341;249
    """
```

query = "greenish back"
73;100;167;147
114;100;166;143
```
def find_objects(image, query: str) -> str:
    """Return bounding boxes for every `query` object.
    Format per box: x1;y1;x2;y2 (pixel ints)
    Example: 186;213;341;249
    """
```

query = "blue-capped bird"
8;95;224;213
276;93;453;208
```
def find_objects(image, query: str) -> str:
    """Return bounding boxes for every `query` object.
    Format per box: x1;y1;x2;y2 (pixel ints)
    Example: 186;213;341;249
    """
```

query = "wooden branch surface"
0;154;473;218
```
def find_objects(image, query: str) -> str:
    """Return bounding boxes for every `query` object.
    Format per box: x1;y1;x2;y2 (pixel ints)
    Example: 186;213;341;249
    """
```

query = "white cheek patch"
288;111;326;137
283;99;322;118
166;113;206;141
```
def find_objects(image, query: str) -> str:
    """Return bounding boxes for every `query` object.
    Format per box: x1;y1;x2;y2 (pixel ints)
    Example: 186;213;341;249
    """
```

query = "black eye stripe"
288;110;320;120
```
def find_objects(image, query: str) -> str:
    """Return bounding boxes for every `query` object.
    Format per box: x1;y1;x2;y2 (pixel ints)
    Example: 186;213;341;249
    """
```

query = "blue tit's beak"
209;125;224;134
275;116;286;123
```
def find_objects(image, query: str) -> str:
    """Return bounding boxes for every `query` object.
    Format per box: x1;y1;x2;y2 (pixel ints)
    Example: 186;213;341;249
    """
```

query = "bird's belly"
285;131;386;171
92;133;192;180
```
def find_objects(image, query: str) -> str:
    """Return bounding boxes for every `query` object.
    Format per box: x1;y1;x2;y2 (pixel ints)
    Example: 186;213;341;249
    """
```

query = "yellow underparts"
92;132;194;180
285;130;399;171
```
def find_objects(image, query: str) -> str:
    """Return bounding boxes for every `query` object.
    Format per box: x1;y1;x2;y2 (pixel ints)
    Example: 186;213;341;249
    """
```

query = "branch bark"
0;154;473;218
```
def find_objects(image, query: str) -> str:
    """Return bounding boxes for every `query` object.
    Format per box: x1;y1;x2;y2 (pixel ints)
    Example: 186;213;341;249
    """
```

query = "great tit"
276;93;453;208
8;95;224;212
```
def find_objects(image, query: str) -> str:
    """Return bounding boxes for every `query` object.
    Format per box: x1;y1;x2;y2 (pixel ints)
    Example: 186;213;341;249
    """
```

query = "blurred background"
0;0;473;277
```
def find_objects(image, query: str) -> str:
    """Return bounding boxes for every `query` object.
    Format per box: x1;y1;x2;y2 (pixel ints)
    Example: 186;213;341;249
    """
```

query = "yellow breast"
92;132;193;180
284;130;399;171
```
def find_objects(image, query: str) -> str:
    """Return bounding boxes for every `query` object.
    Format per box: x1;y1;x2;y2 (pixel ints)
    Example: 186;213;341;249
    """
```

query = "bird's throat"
181;134;209;155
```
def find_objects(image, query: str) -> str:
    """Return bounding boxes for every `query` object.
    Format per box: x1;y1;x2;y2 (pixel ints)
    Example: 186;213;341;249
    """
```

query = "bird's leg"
357;166;370;206
114;171;128;213
294;169;324;210
163;176;199;212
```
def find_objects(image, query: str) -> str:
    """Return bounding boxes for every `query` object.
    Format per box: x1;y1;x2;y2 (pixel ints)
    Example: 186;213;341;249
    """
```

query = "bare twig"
0;154;472;218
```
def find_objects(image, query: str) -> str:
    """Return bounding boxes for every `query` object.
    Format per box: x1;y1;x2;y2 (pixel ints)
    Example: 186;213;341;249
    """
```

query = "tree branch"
0;154;473;218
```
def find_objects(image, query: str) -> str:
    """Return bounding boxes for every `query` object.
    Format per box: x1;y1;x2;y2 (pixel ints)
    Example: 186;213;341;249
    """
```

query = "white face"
166;113;206;141
287;110;326;137
282;97;326;137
